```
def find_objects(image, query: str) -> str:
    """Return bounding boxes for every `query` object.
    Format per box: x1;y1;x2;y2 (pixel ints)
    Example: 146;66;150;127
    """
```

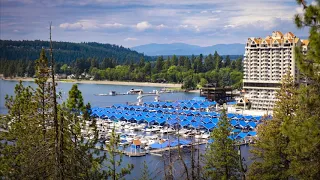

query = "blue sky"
0;0;312;48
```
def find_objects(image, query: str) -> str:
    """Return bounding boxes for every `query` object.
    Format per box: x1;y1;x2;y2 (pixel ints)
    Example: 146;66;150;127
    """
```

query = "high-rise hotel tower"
243;31;309;110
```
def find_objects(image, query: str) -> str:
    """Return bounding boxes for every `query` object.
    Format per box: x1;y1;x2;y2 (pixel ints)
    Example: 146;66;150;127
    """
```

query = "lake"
0;79;252;179
0;79;197;114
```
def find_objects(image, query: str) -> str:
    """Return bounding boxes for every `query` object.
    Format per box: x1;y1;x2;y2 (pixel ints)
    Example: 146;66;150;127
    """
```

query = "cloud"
156;24;168;29
101;23;124;28
59;20;125;30
212;10;221;13
124;37;138;41
13;29;19;32
179;24;189;28
224;24;236;29
60;22;84;30
136;21;152;31
182;17;219;31
1;0;309;47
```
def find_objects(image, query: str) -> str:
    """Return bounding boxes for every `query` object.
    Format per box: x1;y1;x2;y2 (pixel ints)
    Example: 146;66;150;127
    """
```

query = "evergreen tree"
283;1;320;178
140;161;151;180
235;58;243;71
67;84;84;111
183;57;191;70
248;73;297;179
171;55;178;66
204;109;241;179
0;82;45;179
204;54;214;71
155;56;164;73
105;128;134;179
224;55;231;68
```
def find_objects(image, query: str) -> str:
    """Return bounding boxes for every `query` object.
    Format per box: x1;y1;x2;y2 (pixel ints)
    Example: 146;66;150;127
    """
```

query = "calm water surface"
0;79;252;179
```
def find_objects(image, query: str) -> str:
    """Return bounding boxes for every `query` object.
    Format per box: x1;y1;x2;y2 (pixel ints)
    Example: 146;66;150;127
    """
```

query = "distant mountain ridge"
0;40;150;63
131;43;245;56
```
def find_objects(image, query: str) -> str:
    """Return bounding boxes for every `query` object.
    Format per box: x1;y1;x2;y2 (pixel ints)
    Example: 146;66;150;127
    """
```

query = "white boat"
160;127;175;134
126;133;137;142
195;134;202;139
127;89;143;95
176;128;191;135
144;126;161;132
144;135;160;145
201;133;210;139
120;134;127;141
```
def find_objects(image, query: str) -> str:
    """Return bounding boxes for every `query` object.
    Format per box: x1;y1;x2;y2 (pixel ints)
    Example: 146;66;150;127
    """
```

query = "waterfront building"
200;83;234;103
243;31;308;110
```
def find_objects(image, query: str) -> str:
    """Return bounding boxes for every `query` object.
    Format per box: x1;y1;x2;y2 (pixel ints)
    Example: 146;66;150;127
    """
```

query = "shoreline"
1;77;183;88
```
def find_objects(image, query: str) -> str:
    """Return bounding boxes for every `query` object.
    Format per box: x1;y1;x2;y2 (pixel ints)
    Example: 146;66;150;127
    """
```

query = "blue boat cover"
180;121;190;127
239;120;247;127
203;123;216;130
247;131;257;136
248;122;257;128
236;132;248;139
230;120;238;126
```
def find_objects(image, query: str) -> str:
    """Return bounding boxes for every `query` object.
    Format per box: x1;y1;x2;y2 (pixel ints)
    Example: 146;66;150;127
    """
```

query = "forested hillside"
0;40;150;63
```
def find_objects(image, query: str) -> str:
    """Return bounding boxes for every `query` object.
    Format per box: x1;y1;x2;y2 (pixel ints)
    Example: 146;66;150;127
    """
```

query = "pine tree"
105;128;134;180
284;1;320;178
0;26;110;179
248;73;298;179
204;109;240;179
0;82;43;179
140;161;151;180
224;55;231;68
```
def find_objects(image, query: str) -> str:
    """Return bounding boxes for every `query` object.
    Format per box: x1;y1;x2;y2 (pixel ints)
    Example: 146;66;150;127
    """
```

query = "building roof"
132;139;141;146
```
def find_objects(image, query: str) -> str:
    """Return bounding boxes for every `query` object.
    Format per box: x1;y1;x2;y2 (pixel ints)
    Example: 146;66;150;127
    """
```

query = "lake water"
0;79;252;179
0;80;197;114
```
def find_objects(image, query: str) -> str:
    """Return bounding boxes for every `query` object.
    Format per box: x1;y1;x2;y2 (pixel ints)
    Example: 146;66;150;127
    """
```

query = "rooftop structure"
200;83;234;104
243;31;308;110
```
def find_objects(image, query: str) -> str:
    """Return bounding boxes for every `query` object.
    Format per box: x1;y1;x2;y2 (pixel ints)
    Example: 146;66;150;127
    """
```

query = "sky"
0;0;312;48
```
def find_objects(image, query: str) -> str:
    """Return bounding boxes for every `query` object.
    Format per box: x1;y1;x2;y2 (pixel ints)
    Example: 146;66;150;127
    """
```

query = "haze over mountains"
131;43;245;56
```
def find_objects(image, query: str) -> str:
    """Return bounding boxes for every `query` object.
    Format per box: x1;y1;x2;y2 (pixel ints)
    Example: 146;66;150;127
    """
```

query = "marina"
84;96;266;157
0;80;262;179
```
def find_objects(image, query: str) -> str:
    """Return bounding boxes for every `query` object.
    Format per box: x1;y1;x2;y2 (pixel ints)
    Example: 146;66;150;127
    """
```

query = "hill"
131;43;245;56
0;40;150;63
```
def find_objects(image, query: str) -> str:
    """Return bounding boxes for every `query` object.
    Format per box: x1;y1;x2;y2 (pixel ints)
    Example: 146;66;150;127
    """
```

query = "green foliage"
248;73;297;180
0;46;243;91
105;128;134;179
0;46;109;179
204;109;241;179
139;161;151;180
199;78;208;87
0;40;150;64
249;2;320;179
182;75;197;90
67;84;84;112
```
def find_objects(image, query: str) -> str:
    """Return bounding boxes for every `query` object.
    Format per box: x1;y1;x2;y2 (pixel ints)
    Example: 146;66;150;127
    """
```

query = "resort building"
243;31;308;110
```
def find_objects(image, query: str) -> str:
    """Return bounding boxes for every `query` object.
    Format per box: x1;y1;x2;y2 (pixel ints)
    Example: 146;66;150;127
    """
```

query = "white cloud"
156;24;168;29
60;22;83;30
182;17;219;31
124;37;138;41
179;24;189;28
136;21;152;31
200;10;208;14
13;29;19;32
224;24;236;29
212;10;222;13
59;20;125;30
101;23;124;28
